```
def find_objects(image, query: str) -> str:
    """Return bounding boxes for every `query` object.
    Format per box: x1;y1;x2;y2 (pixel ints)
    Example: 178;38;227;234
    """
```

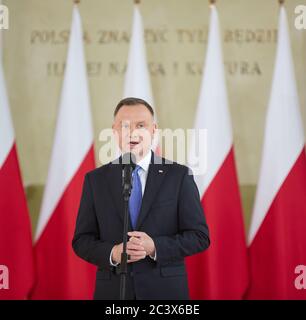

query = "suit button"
130;272;134;277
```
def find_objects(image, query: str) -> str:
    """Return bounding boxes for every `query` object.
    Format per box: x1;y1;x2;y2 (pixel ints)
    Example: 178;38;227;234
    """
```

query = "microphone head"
122;152;136;169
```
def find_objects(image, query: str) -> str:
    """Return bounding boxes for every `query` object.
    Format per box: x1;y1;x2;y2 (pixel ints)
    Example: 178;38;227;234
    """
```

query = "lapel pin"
158;170;163;173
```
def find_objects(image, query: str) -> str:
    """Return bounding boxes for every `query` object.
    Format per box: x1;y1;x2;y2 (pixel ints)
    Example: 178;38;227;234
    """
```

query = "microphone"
122;153;136;198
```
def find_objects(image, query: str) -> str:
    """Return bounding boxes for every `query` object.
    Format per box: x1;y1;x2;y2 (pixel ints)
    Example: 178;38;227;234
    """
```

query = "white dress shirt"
110;150;156;266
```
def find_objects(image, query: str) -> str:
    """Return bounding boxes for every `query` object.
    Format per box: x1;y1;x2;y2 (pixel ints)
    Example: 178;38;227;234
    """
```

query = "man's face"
112;104;157;160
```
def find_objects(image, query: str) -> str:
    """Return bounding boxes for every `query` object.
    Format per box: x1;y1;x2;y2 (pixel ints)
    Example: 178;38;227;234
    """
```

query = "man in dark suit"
72;97;210;300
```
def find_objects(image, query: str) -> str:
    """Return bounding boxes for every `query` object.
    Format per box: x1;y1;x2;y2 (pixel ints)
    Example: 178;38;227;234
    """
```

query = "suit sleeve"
72;173;115;270
153;167;210;265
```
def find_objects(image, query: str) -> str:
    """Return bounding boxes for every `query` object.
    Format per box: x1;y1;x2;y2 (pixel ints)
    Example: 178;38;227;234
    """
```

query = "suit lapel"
106;160;124;224
107;157;134;229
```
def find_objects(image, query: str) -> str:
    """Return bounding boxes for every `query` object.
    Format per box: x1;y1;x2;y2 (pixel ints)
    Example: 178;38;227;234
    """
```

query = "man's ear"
153;122;158;134
112;124;118;139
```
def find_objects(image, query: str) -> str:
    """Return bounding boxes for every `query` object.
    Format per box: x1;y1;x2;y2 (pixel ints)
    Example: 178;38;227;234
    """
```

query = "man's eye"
137;124;145;128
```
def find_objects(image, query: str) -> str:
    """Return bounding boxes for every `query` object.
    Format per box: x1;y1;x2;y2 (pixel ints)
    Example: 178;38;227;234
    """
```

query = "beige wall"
2;0;306;231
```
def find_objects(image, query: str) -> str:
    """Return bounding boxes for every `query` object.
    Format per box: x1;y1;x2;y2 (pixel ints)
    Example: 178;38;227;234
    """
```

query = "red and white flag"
124;3;160;153
124;4;153;105
247;6;306;299
31;5;96;299
186;4;248;299
0;53;34;299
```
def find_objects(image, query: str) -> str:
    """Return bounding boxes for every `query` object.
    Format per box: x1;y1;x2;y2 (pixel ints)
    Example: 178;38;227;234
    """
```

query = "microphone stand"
120;163;134;300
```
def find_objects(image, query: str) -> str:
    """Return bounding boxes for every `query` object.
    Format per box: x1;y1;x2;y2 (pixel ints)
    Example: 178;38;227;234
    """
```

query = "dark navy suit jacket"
72;152;210;300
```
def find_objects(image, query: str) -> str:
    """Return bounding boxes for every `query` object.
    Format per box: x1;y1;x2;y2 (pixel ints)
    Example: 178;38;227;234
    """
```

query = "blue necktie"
129;165;143;229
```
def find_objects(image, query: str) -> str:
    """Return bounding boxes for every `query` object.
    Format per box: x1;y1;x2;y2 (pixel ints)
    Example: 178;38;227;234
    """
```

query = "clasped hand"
111;231;155;264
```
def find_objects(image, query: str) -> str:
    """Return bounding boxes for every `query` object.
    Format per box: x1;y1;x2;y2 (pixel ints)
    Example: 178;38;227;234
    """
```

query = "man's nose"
130;128;139;138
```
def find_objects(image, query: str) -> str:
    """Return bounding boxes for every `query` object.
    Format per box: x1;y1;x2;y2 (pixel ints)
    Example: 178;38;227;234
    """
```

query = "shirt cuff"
149;249;157;261
110;247;119;266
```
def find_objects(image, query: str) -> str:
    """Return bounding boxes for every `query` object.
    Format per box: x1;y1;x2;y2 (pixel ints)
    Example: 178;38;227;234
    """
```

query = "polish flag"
0;54;34;299
247;6;306;299
31;5;96;299
186;4;248;299
124;3;160;153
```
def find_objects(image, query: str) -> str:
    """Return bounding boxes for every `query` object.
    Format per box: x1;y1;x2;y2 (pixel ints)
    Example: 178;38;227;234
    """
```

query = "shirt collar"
136;150;152;172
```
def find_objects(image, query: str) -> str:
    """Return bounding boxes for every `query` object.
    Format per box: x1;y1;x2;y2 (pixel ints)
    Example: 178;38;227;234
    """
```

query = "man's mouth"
129;141;140;147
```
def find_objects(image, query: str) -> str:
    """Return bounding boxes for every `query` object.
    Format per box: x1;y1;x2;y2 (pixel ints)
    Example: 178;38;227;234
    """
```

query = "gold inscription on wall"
30;28;277;77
